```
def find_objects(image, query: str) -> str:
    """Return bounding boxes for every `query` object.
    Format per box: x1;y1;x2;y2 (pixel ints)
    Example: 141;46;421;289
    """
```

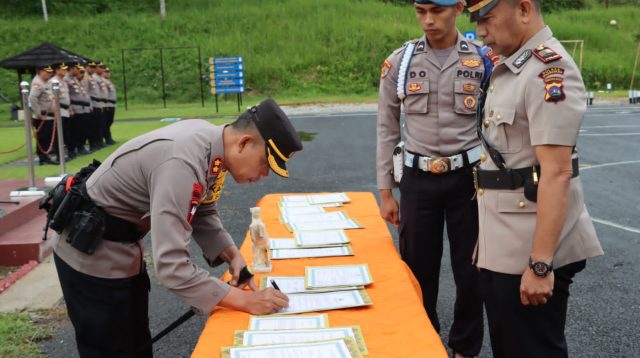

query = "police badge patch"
539;67;566;102
512;49;532;68
407;83;422;92
461;59;482;68
463;95;477;109
381;60;392;79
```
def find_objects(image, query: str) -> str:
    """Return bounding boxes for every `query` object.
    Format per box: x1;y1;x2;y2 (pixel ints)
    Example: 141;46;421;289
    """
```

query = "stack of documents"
270;230;354;259
280;192;351;206
221;338;363;358
305;264;374;289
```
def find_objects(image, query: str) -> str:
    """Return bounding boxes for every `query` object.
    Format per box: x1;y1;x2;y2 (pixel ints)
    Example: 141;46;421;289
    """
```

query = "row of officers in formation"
28;60;117;165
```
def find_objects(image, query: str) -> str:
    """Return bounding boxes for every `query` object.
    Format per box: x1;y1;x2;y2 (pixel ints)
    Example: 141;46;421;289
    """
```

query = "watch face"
533;262;549;276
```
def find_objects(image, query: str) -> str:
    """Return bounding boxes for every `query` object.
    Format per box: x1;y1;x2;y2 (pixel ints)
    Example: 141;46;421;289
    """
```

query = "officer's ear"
454;1;464;16
516;0;535;24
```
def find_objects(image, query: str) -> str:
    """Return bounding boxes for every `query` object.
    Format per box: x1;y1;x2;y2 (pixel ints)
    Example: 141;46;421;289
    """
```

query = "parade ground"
20;104;640;357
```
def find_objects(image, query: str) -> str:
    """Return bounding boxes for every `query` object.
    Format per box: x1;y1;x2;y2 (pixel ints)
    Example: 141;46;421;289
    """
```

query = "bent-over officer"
467;1;603;357
29;64;59;165
53;99;302;357
376;1;492;357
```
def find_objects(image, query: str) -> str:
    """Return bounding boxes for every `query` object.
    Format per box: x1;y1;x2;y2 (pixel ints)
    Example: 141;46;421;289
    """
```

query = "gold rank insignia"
408;83;422;92
463;83;477;93
202;170;227;204
380;60;392;79
210;157;223;177
461;59;482;68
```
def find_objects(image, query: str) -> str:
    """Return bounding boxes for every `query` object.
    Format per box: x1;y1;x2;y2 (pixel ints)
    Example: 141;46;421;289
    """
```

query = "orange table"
191;192;447;358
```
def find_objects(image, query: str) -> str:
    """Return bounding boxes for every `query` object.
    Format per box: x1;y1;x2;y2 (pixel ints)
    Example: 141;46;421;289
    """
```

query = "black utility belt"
71;100;91;107
475;157;579;202
60;104;70;110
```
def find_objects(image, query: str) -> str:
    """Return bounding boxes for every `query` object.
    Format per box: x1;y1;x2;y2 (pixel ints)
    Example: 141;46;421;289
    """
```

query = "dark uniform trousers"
480;260;586;358
399;163;483;356
54;253;153;358
32;118;60;160
89;109;104;149
103;107;115;143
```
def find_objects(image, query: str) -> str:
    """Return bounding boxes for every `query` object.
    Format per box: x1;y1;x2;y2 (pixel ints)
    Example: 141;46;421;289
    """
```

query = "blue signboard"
209;56;245;95
463;31;477;40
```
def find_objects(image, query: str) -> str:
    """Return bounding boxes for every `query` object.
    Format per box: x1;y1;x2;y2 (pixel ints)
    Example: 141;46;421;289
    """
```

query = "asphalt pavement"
41;106;640;357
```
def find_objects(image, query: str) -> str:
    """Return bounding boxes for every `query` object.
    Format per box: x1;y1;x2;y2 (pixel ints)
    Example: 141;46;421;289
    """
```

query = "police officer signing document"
376;1;490;357
467;0;603;357
51;99;302;357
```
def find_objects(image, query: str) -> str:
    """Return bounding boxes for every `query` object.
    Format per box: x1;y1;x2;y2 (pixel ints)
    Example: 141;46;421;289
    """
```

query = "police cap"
414;0;461;5
87;61;97;67
248;99;303;178
466;0;500;22
38;64;54;73
52;63;68;71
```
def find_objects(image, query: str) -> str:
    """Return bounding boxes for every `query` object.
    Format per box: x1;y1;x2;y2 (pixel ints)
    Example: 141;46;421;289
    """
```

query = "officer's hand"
520;269;554;306
219;287;289;315
222;246;257;291
379;190;400;227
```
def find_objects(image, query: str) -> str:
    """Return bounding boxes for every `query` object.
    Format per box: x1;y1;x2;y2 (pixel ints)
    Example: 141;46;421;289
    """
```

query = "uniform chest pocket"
453;79;480;115
403;80;429;114
485;106;523;154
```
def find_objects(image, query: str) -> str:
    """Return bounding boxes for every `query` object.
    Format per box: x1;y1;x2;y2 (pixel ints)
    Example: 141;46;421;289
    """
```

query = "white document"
280;206;326;216
288;219;361;232
263;276;360;294
275;290;370;314
224;340;356;358
271;246;353;260
306;193;351;204
279;201;343;208
306;265;373;288
239;327;361;351
294;230;350;247
282;211;348;224
248;314;329;330
269;239;298;249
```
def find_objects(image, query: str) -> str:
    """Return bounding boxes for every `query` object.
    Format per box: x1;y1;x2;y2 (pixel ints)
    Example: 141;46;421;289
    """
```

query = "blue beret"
414;0;460;5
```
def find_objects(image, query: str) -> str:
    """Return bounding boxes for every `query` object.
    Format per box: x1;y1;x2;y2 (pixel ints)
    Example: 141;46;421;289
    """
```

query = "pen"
270;279;281;291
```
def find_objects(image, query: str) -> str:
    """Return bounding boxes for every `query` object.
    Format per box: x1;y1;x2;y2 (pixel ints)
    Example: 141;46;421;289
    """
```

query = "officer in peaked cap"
467;1;603;357
51;63;73;160
29;63;60;165
53;98;300;357
100;66;117;145
376;1;493;357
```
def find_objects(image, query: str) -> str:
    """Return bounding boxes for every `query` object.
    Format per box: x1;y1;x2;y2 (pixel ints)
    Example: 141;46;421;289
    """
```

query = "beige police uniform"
88;72;105;110
51;76;71;118
29;75;54;120
376;32;486;355
54;119;234;315
377;32;484;189
65;74;92;115
476;26;603;275
103;77;116;109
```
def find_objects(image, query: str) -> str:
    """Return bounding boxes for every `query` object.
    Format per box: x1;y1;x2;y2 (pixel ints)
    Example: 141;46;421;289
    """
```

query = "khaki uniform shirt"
476;26;603;274
87;73;103;109
50;76;71;118
64;74;92;115
54;119;235;315
377;32;484;189
102;77;116;109
29;76;53;120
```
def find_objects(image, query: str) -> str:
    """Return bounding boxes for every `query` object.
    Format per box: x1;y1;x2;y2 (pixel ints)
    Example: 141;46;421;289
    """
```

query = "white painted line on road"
580;160;640;171
582;125;640;129
592;218;640;235
580;132;640;136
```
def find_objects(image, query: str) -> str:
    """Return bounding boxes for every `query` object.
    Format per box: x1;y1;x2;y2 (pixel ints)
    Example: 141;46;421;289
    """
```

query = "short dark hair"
229;111;258;132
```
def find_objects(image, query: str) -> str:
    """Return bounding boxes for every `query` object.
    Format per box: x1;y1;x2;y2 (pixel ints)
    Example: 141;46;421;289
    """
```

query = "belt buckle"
430;157;451;174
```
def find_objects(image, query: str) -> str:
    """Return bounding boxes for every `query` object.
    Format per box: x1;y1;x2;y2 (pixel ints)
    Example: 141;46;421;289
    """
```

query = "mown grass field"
0;0;639;110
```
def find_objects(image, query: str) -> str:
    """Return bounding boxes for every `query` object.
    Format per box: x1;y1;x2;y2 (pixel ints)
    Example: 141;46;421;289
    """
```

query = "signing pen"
270;279;281;291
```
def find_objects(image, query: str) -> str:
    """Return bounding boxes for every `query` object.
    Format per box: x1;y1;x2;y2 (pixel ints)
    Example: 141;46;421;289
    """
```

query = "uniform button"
489;86;494;92
489;110;494;117
483;119;490;128
478;189;485;196
519;201;526;208
480;153;487;162
496;114;502;121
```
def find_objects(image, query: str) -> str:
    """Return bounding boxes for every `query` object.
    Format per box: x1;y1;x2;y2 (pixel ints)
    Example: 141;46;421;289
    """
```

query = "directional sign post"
209;56;245;112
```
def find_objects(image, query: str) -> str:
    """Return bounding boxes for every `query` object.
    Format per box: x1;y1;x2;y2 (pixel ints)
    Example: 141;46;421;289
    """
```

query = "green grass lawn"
0;312;51;358
0;118;230;179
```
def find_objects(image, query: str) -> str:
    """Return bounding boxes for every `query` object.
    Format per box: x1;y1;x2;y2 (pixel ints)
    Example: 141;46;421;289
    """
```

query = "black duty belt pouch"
66;205;106;255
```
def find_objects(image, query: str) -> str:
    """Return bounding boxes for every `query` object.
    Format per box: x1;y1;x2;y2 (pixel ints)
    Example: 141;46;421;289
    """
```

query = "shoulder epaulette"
532;45;562;63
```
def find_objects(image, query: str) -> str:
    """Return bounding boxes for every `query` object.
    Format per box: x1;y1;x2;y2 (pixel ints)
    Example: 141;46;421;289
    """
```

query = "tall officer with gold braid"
376;1;493;357
467;0;603;356
53;99;302;357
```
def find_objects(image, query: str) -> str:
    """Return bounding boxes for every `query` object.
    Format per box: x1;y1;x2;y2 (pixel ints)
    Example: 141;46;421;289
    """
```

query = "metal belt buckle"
430;157;451;174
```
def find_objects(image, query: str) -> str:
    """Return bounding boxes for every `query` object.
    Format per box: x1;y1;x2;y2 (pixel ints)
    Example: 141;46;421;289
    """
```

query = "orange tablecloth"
191;192;447;358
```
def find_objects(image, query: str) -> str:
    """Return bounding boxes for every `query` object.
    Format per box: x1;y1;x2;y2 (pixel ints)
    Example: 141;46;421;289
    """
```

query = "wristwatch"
529;257;553;277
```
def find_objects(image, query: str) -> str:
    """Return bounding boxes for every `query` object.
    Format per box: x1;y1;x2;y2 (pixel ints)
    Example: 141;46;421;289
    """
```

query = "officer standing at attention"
29;64;59;165
85;61;104;151
101;66;117;145
75;65;92;155
51;63;72;160
65;63;91;157
376;1;488;357
467;1;603;357
53;99;301;357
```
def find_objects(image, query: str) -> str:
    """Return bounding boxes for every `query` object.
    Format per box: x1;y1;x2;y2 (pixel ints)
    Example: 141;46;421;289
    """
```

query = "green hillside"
0;0;639;110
